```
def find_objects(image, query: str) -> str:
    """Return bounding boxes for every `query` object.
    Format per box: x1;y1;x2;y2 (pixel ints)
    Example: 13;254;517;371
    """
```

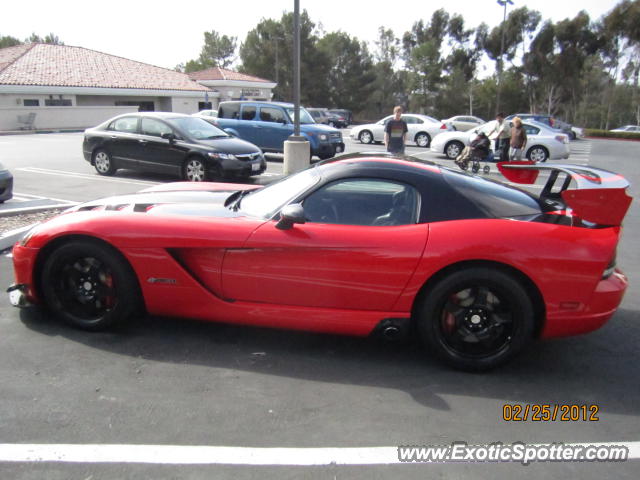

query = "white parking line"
17;167;160;186
0;441;637;465
0;203;76;215
12;192;77;203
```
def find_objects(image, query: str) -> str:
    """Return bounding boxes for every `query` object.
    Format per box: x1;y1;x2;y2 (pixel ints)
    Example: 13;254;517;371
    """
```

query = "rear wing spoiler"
497;161;632;226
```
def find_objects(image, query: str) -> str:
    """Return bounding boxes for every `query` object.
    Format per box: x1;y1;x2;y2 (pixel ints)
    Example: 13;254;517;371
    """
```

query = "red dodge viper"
8;153;631;370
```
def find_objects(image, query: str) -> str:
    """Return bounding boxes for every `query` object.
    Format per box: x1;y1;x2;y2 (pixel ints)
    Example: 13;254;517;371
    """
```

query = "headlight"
208;152;237;160
318;134;328;141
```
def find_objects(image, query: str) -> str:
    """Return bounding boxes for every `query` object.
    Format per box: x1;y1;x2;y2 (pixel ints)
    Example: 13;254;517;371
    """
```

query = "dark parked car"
82;113;266;181
307;108;348;129
0;160;13;203
329;109;353;126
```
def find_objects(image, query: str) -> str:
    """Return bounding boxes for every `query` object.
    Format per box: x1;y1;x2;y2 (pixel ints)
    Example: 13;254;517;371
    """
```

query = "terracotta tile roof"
0;43;210;92
188;66;272;83
0;44;33;71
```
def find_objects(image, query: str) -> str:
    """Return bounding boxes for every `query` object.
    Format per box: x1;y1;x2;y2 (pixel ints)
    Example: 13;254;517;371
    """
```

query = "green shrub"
584;129;640;140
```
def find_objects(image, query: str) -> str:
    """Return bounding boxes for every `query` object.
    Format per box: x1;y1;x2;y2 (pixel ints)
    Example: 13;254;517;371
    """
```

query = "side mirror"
276;203;306;230
161;132;175;143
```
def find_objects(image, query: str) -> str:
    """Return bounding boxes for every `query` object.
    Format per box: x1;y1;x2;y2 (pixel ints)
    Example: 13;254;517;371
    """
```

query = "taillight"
440;123;447;129
602;251;617;279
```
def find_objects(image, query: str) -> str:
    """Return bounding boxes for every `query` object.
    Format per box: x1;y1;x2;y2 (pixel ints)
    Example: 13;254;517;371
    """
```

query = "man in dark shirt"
384;106;408;154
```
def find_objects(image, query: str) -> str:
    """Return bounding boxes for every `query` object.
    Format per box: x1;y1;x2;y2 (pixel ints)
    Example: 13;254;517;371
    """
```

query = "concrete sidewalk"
0;128;85;136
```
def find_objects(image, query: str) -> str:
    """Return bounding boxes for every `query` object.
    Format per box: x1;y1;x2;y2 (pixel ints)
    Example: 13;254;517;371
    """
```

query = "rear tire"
93;149;116;176
415;132;431;148
527;146;549;163
41;241;141;331
417;267;535;371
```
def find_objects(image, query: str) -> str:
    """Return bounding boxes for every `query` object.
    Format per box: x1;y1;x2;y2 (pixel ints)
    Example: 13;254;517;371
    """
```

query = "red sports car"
7;154;631;370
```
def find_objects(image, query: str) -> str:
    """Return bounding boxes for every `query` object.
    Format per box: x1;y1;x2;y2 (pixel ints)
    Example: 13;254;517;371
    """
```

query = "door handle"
138;139;147;144
110;135;117;139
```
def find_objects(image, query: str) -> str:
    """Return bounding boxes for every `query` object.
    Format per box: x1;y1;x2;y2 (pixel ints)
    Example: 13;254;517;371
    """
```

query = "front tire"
417;267;535;371
358;130;374;144
415;132;431;148
183;157;207;181
93;149;116;176
445;141;465;160
40;241;141;331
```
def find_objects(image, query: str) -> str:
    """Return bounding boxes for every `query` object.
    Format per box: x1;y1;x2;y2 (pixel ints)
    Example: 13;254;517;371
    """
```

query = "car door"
104;116;141;168
221;178;428;311
234;105;259;144
456;117;474;131
138;117;186;175
403;115;422;142
257;106;292;150
375;116;392;142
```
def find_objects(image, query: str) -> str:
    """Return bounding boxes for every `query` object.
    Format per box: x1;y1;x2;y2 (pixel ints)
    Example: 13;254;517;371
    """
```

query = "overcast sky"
2;0;622;70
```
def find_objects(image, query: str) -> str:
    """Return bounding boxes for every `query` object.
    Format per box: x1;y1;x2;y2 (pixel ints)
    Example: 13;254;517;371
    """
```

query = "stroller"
455;132;495;174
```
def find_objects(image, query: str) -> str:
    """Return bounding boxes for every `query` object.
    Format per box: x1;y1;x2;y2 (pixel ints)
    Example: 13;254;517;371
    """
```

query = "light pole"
495;0;513;114
283;0;310;174
273;35;284;99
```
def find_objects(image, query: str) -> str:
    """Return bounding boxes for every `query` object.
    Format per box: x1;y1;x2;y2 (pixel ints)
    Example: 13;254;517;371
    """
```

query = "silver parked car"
610;125;640;132
350;114;448;148
430;120;571;163
441;115;485;132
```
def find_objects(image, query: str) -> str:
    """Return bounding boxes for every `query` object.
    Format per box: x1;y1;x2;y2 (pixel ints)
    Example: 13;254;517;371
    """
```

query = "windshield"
168;117;229;140
285;107;315;124
239;168;320;218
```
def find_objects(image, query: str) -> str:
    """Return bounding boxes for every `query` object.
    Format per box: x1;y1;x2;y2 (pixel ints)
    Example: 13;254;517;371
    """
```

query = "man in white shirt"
489;112;511;162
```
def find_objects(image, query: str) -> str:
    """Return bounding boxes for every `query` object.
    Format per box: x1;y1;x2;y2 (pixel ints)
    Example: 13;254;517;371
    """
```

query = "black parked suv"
82;112;266;181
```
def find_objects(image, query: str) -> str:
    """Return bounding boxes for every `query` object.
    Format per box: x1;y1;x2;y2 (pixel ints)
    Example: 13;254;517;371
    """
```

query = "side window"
302;179;420;226
241;106;257;121
219;103;239;119
140;118;172;137
404;116;417;124
260;107;286;123
523;125;540;135
109;117;138;133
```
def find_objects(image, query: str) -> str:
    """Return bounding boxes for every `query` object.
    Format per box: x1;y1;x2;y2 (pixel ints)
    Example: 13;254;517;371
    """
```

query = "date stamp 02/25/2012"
502;404;600;422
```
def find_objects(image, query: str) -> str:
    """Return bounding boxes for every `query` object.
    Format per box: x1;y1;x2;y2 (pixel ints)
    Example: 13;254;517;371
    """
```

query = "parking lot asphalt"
0;133;638;479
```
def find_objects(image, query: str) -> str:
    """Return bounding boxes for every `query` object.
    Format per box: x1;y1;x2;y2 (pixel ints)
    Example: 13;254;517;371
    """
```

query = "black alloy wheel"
41;241;141;330
418;267;535;371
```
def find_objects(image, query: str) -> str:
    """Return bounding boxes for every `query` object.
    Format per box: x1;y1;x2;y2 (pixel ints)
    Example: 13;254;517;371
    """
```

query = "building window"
23;99;40;107
198;102;213;111
115;101;154;112
45;99;72;106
